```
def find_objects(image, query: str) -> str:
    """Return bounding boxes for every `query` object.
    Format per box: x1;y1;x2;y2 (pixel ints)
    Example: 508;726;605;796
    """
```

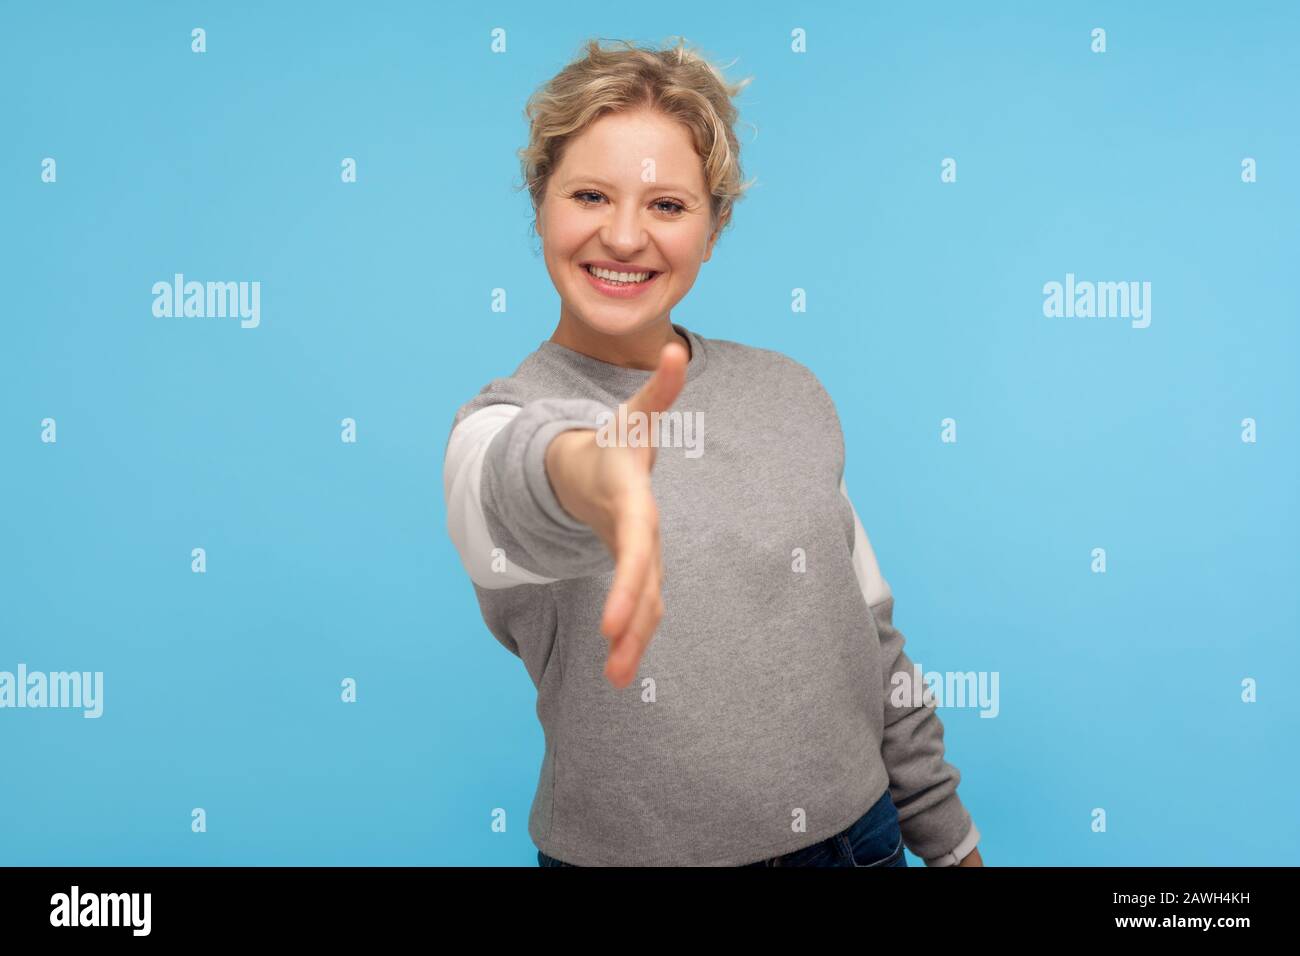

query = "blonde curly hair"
517;36;756;241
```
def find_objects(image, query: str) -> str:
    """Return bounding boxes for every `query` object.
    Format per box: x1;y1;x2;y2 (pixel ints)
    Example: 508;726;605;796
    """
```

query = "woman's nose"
600;206;648;253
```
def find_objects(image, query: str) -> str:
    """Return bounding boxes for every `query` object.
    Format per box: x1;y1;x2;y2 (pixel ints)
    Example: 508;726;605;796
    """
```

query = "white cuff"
923;821;981;867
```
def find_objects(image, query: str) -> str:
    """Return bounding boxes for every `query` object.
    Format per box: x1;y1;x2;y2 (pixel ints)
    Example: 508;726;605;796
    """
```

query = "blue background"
2;0;1296;865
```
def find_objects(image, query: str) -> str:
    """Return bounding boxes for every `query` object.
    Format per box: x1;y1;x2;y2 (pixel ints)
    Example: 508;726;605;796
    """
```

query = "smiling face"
537;107;726;353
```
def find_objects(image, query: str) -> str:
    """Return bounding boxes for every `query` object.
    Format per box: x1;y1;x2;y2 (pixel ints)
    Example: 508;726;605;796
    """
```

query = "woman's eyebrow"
560;176;700;202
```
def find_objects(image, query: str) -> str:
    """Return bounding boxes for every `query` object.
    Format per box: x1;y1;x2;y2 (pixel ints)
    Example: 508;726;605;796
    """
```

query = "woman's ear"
702;208;729;263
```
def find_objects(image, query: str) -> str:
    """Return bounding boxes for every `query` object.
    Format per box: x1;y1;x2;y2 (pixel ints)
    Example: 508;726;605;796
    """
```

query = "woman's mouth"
581;263;661;298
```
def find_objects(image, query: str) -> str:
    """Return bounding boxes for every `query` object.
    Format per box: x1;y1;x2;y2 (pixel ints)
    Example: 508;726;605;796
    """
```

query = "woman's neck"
549;314;690;370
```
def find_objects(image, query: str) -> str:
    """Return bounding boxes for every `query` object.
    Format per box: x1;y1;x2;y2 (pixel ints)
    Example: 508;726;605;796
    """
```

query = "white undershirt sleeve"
444;404;558;588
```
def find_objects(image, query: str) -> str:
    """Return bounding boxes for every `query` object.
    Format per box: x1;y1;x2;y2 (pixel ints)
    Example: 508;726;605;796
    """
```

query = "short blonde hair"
518;36;755;241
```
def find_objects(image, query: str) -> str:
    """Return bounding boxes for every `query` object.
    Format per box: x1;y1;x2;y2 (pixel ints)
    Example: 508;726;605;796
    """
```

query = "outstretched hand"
544;341;688;689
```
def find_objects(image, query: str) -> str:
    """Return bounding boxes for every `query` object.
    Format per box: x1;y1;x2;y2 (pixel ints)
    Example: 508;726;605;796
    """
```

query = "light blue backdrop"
2;0;1296;866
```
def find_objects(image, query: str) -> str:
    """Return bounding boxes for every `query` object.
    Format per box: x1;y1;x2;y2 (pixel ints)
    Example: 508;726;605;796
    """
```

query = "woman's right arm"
444;341;687;688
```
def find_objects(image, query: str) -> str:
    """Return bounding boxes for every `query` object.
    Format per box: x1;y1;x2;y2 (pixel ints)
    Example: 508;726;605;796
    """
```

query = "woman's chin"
565;309;667;337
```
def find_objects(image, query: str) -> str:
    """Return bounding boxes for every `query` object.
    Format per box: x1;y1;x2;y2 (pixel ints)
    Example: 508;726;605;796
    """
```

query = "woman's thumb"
626;340;688;419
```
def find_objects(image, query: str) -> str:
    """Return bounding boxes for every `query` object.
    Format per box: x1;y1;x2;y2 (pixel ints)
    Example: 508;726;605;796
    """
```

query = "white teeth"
586;265;654;283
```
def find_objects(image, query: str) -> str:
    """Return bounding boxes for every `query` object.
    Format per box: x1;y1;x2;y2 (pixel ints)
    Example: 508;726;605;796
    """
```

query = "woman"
443;37;983;868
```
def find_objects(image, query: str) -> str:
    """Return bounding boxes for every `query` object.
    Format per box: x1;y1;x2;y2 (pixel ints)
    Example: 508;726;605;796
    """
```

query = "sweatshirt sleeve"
840;477;981;866
443;395;617;587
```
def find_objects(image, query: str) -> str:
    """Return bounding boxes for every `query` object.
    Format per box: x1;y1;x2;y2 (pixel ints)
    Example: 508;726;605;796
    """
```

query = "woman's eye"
571;191;685;216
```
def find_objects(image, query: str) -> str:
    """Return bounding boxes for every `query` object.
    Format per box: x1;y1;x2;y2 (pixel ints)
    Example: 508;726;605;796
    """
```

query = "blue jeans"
537;788;907;867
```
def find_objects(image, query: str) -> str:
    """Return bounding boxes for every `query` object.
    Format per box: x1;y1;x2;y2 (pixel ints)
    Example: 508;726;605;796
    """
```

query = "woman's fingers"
599;491;657;642
600;486;664;688
605;565;664;689
594;344;680;689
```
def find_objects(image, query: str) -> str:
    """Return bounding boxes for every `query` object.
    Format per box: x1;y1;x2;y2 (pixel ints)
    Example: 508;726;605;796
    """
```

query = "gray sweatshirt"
442;322;980;866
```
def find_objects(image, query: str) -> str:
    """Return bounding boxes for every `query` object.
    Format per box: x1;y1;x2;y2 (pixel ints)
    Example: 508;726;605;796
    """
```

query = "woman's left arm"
841;476;984;867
